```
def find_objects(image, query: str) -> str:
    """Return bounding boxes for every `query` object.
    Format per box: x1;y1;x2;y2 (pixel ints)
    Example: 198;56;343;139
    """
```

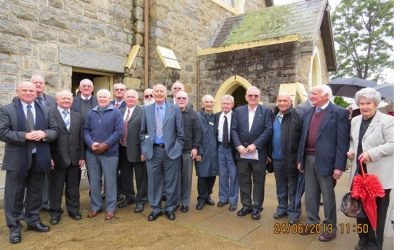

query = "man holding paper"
231;86;272;220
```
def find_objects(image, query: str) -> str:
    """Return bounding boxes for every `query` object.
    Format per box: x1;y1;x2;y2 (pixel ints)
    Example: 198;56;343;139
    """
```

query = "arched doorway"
231;86;246;109
214;75;252;112
309;47;322;87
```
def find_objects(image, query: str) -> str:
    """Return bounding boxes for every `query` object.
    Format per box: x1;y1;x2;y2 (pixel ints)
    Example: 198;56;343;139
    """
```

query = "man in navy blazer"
231;86;272;220
140;84;184;221
297;85;349;242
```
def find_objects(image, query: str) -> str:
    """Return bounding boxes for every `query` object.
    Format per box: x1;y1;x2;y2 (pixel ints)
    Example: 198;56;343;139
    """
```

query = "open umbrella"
328;77;377;98
351;160;385;231
374;83;394;102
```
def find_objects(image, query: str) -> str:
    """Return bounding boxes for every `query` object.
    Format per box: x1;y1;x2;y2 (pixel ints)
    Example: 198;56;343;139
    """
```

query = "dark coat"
269;107;303;176
231;104;273;162
297;102;350;176
71;95;98;118
120;106;142;163
195;109;218;177
50;108;85;168
111;100;126;109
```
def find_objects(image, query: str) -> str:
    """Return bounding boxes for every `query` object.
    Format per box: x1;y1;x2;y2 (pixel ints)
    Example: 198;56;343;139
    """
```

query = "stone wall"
198;42;300;104
0;0;134;106
147;0;266;107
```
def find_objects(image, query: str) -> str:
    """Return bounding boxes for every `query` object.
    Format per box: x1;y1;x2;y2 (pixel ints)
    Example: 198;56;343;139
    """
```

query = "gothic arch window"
309;47;322;87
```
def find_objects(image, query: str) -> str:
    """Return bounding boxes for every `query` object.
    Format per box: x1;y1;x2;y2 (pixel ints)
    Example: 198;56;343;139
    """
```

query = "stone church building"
0;0;335;109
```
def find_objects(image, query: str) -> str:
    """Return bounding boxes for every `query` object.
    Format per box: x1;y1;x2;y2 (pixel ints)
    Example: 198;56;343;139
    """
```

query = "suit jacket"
140;101;184;160
111;100;126;109
0;100;58;171
120;105;143;162
71;95;98;116
296;100;312;118
297;102;350;176
50;108;84;168
349;111;393;189
231;104;273;162
13;93;56;109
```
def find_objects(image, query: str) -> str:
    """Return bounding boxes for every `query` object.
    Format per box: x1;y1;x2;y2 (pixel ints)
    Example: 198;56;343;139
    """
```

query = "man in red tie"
117;89;147;212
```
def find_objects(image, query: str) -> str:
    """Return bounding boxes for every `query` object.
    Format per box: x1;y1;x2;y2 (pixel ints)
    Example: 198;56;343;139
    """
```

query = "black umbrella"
328;77;377;98
294;173;304;210
374;83;393;102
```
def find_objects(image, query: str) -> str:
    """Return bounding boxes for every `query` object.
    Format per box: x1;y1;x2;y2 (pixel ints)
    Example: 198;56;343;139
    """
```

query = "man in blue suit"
140;84;184;221
231;86;272;220
297;85;349;242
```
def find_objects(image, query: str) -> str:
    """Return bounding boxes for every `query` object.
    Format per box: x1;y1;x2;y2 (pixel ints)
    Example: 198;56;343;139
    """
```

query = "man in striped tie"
48;90;85;225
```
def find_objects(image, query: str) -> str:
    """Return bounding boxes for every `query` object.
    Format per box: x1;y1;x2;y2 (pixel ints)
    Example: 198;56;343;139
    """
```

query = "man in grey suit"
231;86;273;220
118;89;148;213
140;84;184;221
48;90;85;225
0;81;58;244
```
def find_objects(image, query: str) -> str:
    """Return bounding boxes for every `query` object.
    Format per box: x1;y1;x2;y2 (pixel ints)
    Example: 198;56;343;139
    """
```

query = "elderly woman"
83;89;124;220
347;88;393;250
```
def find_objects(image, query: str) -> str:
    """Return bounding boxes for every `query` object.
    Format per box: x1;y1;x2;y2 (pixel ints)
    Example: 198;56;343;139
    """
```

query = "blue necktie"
156;107;163;138
62;110;70;130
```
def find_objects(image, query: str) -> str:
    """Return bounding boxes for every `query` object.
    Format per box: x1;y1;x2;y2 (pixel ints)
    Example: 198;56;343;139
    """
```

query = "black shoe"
237;208;252;216
180;205;189;213
50;216;60;225
217;201;229;207
251;210;261;220
228;204;237;211
117;193;125;202
41;205;50;211
9;231;21;244
354;240;368;250
165;212;176;220
27;222;50;232
205;198;215;206
117;199;134;208
134;204;144;213
161;193;167;201
273;212;288;219
196;202;205;210
148;211;163;221
68;212;82;220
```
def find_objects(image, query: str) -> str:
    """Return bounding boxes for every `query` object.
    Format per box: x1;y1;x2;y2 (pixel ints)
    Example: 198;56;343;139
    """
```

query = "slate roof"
213;0;326;47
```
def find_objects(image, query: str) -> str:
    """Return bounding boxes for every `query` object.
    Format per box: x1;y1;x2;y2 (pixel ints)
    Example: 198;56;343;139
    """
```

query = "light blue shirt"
21;101;36;125
154;102;166;144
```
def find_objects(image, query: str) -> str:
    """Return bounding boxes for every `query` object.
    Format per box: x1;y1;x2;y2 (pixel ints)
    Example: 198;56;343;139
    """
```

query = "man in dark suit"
231;86;272;220
117;89;147;213
31;75;57;109
111;83;126;109
140;84;184;221
71;79;98;121
0;81;58;244
48;90;85;225
297;85;350;242
216;95;238;212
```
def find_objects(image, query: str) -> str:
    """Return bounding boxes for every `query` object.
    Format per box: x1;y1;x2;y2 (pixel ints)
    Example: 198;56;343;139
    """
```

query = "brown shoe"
319;232;336;242
87;211;99;218
105;212;114;220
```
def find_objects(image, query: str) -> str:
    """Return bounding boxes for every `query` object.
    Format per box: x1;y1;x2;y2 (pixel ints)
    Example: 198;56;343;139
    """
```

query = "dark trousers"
4;157;45;232
357;189;391;250
237;160;266;211
48;165;81;217
197;176;216;203
119;146;148;204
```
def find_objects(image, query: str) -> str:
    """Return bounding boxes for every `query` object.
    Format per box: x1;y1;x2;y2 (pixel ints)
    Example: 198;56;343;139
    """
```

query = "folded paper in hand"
240;150;259;160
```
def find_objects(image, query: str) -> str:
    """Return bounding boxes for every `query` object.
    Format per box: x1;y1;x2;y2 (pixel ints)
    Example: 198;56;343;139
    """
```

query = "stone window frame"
209;0;245;15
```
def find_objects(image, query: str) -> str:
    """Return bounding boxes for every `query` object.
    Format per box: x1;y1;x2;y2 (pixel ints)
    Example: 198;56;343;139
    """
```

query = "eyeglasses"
247;94;259;98
144;95;153;98
176;97;187;100
173;87;182;90
114;88;125;91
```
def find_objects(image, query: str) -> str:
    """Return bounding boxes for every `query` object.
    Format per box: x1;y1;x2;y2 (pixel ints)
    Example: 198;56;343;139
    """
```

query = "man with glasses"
143;88;155;106
175;91;201;212
111;83;126;109
231;86;272;220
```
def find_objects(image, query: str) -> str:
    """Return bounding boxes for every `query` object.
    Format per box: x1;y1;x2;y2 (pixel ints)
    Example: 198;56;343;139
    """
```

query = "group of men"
1;75;349;245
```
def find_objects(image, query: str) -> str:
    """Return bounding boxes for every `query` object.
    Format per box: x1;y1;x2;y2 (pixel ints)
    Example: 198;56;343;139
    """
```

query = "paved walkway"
0;171;394;249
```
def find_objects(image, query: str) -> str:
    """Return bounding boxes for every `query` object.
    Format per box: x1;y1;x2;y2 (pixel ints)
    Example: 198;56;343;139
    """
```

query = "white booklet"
240;150;259;160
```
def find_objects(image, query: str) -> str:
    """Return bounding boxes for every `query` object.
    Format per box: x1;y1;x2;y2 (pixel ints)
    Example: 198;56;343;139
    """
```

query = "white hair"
355;87;381;106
